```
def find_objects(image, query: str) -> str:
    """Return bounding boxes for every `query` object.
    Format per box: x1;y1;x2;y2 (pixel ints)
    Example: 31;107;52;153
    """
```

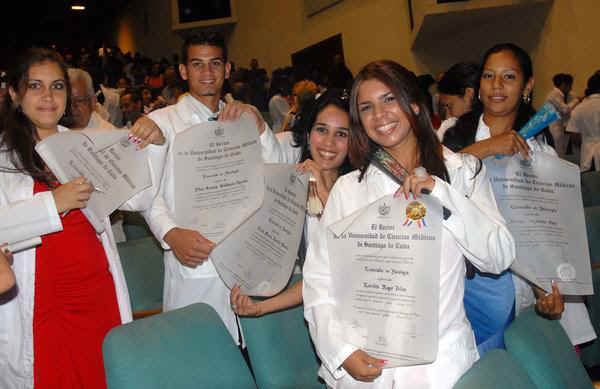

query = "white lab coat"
0;125;166;389
545;87;579;157
142;94;282;343
475;116;597;346
567;94;600;171
303;148;516;388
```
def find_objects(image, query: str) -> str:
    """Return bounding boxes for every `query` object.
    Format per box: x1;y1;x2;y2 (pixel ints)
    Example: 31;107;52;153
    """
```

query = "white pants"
163;255;242;345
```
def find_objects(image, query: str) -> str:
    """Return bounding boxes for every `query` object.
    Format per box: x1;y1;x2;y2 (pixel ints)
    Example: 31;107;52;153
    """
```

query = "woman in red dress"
0;48;165;389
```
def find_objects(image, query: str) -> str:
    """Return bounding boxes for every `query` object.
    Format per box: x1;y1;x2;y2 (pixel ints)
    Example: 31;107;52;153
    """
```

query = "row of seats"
103;299;593;388
108;170;600;388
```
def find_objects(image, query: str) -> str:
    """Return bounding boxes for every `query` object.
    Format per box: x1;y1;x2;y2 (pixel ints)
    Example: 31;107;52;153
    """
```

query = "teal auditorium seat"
454;349;536;388
585;206;600;266
240;274;325;389
581;171;600;208
504;306;594;389
116;236;163;316
103;303;256;389
582;267;600;367
121;211;152;240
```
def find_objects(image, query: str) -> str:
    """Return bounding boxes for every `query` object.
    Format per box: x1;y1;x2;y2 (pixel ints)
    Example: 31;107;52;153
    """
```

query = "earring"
478;91;481;100
522;93;531;104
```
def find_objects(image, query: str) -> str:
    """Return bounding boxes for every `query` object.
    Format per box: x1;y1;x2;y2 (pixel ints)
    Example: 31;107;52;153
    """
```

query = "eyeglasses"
72;96;91;106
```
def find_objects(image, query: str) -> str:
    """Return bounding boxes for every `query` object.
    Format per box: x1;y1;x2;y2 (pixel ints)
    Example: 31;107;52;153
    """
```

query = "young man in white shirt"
131;32;281;343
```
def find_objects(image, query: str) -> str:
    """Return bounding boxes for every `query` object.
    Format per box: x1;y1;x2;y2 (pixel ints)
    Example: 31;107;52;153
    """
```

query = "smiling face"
10;60;67;132
179;44;231;110
357;78;417;155
480;50;533;118
308;104;349;172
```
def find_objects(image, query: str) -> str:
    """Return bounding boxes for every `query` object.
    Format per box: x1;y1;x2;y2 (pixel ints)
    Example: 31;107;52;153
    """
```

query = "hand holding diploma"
128;116;166;149
343;350;386;382
164;227;216;268
52;177;93;213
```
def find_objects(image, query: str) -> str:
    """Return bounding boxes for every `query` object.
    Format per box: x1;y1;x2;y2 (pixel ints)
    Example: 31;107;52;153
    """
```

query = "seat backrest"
581;171;600;208
103;303;256;389
454;349;536;389
121;211;152;240
116;236;163;313
240;274;325;389
582;267;600;367
585;206;600;266
504;306;594;389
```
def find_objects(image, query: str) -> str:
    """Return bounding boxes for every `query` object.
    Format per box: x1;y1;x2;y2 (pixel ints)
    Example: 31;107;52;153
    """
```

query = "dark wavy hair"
0;48;72;185
443;43;553;152
438;62;482;116
348;60;449;183
291;88;352;175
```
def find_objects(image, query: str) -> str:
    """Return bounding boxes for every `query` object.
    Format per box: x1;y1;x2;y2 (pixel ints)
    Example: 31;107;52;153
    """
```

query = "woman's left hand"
297;159;331;205
128;116;166;149
394;168;435;199
536;281;564;319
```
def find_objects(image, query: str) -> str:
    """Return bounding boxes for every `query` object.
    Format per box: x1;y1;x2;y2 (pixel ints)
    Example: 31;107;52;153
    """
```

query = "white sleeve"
303;186;357;379
139;109;177;249
260;122;284;163
430;153;515;274
0;191;63;244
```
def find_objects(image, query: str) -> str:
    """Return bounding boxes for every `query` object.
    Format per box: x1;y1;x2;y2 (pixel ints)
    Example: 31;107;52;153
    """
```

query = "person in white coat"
133;32;282;344
544;73;580;157
0;48;166;389
444;43;596;348
567;72;600;172
230;89;353;316
303;60;516;388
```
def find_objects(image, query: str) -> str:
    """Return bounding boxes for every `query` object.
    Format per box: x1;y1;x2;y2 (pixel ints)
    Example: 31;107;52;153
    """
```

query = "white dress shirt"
567;94;600;171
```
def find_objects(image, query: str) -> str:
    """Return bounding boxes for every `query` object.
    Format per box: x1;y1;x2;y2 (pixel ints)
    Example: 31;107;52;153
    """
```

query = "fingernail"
404;192;409;200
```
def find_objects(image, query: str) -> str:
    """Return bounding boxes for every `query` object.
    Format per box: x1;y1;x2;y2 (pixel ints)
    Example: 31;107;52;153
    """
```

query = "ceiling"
2;0;129;51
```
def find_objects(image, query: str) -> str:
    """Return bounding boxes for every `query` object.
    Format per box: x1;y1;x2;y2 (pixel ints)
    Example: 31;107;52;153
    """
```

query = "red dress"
33;181;121;389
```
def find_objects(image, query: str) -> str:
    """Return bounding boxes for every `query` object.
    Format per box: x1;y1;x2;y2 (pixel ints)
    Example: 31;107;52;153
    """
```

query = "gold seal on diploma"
404;201;427;228
406;201;426;221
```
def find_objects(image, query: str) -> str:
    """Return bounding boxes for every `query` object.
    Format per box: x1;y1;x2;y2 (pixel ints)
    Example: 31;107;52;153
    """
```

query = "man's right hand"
342;350;385;382
163;227;215;268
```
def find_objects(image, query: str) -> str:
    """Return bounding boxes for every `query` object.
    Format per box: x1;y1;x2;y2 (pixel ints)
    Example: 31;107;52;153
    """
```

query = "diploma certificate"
36;129;151;233
173;114;264;244
211;164;308;296
485;152;592;295
328;194;443;367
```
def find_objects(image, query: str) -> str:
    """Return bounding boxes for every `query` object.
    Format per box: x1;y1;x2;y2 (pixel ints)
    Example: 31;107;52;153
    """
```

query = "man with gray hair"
68;68;115;130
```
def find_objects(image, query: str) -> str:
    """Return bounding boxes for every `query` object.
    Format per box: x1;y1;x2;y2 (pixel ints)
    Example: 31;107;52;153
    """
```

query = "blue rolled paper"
518;102;561;140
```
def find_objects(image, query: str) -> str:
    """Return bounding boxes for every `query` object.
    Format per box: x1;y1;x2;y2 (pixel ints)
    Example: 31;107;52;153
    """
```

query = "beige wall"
113;0;183;61
113;0;600;106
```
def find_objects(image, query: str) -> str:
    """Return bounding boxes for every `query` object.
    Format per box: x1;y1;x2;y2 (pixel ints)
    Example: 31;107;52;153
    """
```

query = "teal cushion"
240;274;325;389
585;206;600;266
581;171;600;208
504;306;594;389
581;267;600;367
454;349;536;389
103;303;256;389
117;237;163;313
